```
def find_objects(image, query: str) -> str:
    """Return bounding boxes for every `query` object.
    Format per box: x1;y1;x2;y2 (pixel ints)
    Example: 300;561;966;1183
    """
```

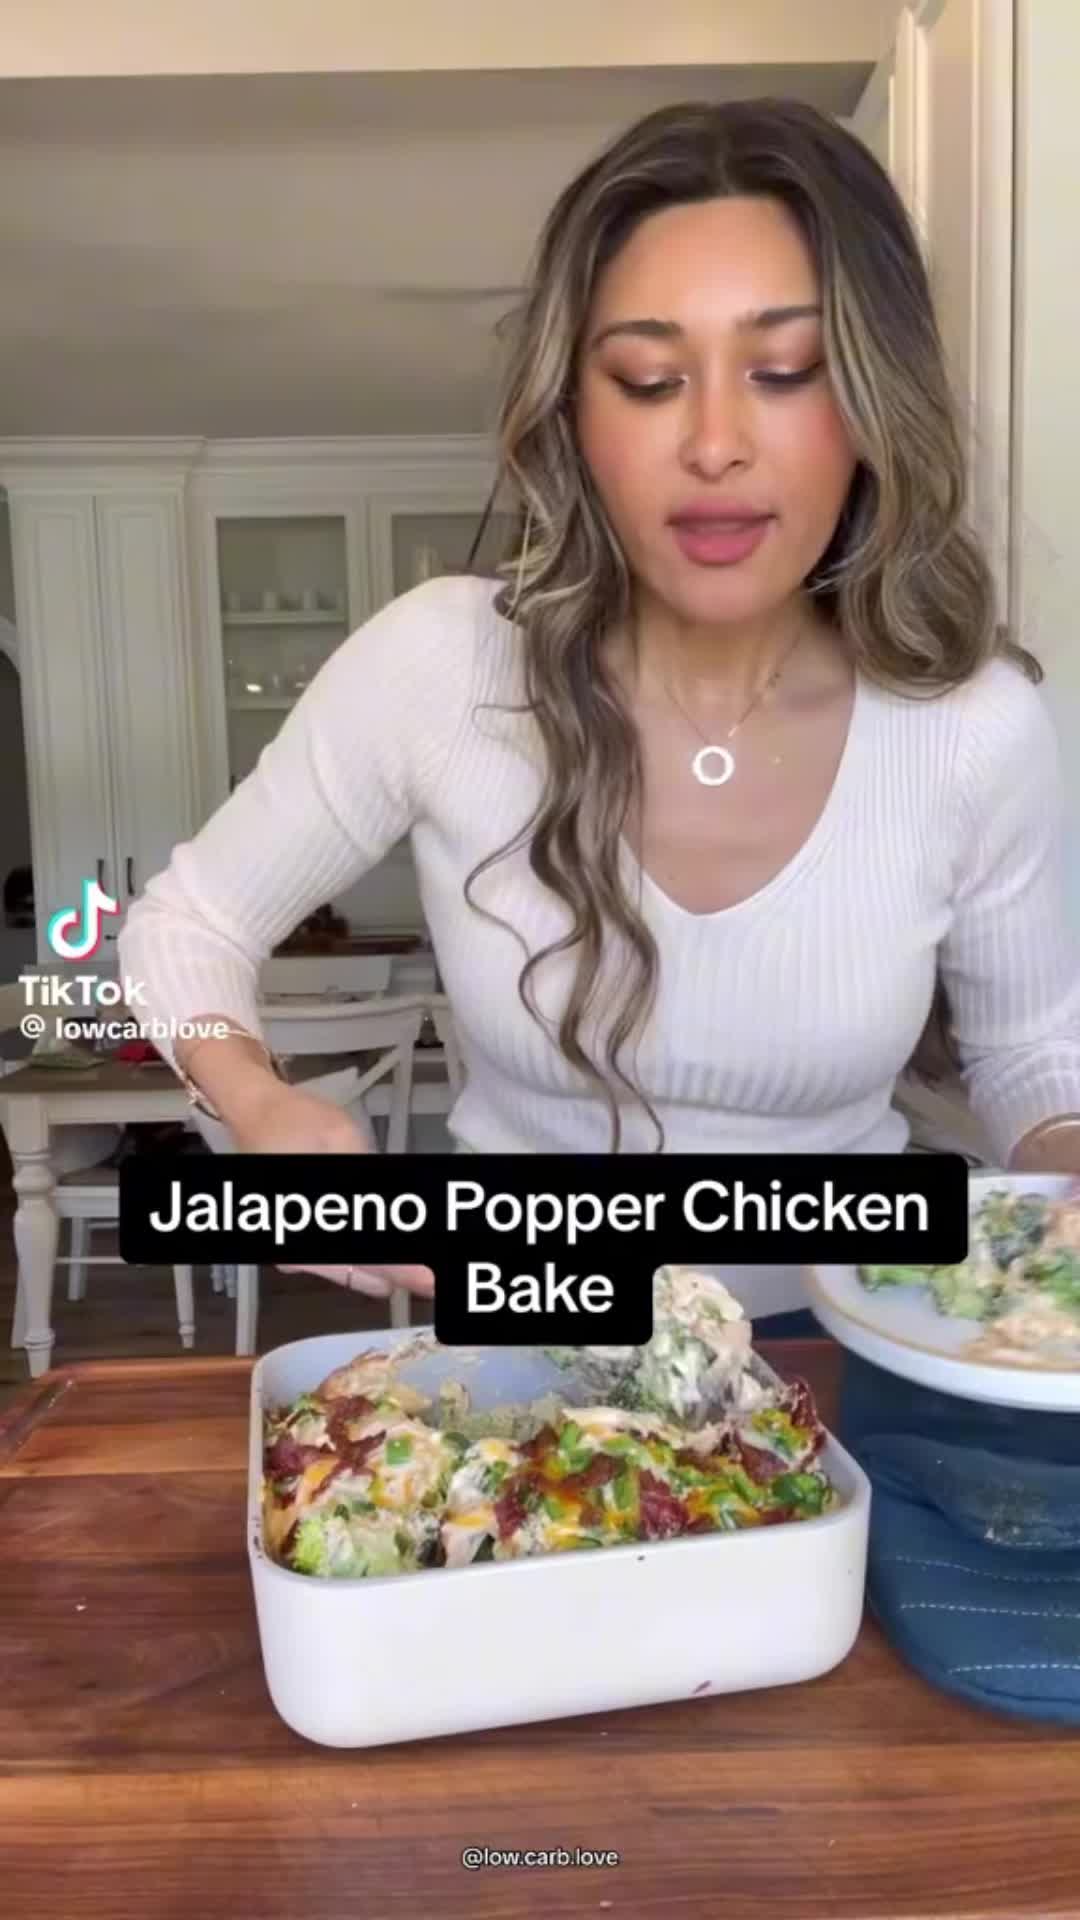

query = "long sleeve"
118;579;474;1070
938;659;1080;1163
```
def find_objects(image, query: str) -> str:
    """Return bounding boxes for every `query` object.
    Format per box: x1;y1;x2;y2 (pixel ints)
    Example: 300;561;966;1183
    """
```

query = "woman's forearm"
176;1021;283;1131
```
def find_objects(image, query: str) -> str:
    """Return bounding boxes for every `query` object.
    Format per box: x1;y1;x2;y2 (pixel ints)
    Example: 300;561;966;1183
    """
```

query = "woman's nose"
679;379;755;478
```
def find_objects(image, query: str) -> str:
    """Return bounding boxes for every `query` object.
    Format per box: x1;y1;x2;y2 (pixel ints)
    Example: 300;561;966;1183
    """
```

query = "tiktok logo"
46;878;120;961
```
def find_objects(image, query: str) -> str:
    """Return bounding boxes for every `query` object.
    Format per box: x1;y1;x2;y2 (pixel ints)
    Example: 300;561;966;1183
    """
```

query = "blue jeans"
752;1308;823;1339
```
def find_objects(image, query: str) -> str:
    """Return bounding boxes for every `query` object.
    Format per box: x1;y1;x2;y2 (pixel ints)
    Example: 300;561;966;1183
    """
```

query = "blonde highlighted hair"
465;99;1038;1145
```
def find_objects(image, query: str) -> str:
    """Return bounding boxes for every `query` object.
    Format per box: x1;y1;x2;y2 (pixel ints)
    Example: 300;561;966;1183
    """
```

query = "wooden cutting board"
2;1341;1079;1920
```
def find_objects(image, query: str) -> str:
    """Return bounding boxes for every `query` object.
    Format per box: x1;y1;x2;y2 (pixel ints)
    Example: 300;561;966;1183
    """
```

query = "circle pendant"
692;745;735;788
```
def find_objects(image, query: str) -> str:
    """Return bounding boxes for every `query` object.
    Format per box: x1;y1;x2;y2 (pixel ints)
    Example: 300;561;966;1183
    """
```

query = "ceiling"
0;65;873;439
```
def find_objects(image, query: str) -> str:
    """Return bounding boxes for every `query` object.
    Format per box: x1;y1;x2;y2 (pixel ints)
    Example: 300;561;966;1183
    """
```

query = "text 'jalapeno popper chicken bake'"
261;1268;839;1581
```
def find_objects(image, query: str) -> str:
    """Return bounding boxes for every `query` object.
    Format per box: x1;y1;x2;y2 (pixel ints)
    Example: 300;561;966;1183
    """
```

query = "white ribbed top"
120;575;1080;1165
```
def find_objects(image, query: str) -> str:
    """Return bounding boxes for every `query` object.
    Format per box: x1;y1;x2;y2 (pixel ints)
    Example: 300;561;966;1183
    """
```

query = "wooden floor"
0;1190;433;1407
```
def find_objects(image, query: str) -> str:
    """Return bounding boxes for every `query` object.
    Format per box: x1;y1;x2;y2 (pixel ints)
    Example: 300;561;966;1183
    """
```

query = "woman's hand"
228;1076;435;1304
228;1077;372;1155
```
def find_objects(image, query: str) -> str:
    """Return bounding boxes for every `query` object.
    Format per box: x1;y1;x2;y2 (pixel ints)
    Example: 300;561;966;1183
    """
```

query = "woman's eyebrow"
588;304;823;350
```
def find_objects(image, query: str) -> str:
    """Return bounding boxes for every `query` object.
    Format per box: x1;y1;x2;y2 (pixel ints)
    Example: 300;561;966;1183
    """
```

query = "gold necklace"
661;629;803;787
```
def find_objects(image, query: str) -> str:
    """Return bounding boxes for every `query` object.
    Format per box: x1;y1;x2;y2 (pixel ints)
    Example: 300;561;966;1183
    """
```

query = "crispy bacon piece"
265;1435;332;1477
494;1479;532;1540
637;1470;690;1540
338;1429;385;1472
503;1452;622;1533
780;1379;824;1454
677;1442;749;1480
338;1393;377;1419
326;1395;377;1451
520;1424;560;1462
558;1453;620;1498
733;1439;782;1484
325;1396;387;1471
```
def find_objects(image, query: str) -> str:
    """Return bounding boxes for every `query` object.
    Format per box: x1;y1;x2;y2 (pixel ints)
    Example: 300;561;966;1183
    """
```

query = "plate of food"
248;1266;870;1747
805;1173;1080;1410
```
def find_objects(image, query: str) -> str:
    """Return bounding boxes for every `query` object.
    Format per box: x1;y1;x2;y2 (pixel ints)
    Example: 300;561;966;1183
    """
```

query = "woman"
120;99;1080;1311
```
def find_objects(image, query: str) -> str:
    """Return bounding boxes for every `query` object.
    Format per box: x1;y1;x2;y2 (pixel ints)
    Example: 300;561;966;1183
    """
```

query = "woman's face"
576;195;857;627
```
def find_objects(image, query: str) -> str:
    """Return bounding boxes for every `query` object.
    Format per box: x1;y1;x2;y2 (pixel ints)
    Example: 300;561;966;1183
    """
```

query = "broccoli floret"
976;1190;1050;1269
859;1262;1003;1322
858;1264;934;1291
290;1514;335;1577
288;1511;408;1580
1026;1250;1080;1311
927;1264;1004;1322
771;1472;831;1517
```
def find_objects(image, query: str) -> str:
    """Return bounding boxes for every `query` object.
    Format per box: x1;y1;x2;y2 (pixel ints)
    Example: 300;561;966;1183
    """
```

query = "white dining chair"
0;982;195;1353
8;1166;197;1352
187;1064;365;1356
425;994;466;1099
260;994;428;1159
187;996;429;1352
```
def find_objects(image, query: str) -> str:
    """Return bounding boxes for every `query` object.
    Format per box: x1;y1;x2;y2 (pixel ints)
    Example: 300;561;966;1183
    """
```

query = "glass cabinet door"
216;514;349;790
388;507;517;600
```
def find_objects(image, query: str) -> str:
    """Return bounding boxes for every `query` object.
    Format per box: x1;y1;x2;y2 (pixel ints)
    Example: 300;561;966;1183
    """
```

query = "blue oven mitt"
837;1353;1080;1726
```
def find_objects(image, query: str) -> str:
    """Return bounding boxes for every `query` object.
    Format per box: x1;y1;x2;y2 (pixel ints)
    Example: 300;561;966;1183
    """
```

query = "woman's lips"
669;515;773;567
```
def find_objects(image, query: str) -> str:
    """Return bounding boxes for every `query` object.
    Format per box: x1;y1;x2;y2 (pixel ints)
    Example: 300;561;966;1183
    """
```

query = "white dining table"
2;998;455;1377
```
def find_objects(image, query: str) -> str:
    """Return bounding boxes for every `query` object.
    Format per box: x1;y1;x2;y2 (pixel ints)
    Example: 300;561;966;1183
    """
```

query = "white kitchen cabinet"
849;0;1071;1122
0;438;503;963
1;464;199;967
188;444;500;936
850;0;1014;612
214;512;351;793
851;1;1080;926
360;485;511;937
366;493;516;606
96;489;201;913
188;443;498;806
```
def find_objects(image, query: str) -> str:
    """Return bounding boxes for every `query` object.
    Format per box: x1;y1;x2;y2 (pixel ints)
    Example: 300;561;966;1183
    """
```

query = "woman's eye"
752;362;824;389
610;362;825;400
611;376;682;401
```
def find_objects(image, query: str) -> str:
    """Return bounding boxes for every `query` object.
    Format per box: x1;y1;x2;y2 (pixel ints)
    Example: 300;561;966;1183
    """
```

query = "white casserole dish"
248;1330;871;1749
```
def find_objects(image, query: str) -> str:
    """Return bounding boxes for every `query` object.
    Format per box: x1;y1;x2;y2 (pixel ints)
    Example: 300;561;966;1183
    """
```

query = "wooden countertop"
2;1339;1079;1920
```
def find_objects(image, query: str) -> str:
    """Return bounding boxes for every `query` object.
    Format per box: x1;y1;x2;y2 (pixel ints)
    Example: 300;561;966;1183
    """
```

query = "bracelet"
180;1022;285;1122
1008;1114;1080;1170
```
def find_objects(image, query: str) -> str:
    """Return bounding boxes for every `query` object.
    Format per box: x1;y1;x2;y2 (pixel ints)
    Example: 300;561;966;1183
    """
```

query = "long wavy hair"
464;98;1039;1148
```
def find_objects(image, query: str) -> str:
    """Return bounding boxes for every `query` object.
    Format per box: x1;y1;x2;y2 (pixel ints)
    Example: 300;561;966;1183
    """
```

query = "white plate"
806;1173;1080;1412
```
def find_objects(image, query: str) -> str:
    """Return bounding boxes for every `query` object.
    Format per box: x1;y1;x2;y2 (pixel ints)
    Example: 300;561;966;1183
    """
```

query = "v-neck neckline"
620;668;871;925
